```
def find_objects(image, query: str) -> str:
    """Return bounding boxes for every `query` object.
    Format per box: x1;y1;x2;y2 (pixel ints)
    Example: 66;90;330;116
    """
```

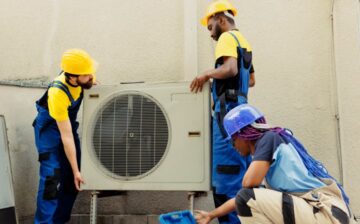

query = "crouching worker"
196;104;356;224
33;49;97;223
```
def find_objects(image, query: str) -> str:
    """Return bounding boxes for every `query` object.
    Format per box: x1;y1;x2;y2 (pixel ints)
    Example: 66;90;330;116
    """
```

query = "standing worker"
195;104;355;224
32;49;97;223
190;0;255;223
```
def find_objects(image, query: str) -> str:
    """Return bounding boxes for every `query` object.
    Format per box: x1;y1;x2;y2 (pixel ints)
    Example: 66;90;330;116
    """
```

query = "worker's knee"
42;168;61;200
235;188;255;217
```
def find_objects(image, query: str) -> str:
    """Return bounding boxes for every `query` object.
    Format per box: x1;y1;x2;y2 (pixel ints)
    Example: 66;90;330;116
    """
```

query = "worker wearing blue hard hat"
195;104;355;224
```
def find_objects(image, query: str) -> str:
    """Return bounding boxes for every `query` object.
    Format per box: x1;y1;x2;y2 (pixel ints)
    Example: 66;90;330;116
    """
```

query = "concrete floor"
19;215;160;224
18;190;218;224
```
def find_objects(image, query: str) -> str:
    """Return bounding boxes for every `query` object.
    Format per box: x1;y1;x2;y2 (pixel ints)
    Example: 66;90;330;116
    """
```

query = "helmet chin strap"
223;10;235;19
251;122;272;129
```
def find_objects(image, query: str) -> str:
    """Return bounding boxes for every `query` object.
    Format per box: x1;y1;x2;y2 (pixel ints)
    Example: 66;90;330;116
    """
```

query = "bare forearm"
61;135;79;173
56;120;79;174
208;198;236;220
56;119;84;190
249;72;255;87
206;65;236;80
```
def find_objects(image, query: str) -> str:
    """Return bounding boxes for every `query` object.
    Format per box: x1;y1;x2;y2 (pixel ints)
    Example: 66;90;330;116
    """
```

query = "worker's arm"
195;198;236;224
242;161;270;188
249;72;255;87
206;56;238;80
56;119;84;191
190;56;237;93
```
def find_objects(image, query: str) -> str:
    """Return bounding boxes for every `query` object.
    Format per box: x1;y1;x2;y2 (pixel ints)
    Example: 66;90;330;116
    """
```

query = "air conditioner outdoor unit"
80;81;211;191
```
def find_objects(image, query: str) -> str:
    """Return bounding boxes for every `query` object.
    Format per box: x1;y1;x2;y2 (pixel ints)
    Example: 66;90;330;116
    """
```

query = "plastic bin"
159;210;196;224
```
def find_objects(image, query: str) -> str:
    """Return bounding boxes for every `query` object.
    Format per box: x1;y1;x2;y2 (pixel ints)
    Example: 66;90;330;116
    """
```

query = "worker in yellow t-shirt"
190;1;255;223
32;49;97;223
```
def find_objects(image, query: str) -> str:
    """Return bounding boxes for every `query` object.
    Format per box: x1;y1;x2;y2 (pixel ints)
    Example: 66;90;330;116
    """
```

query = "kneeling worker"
196;104;355;224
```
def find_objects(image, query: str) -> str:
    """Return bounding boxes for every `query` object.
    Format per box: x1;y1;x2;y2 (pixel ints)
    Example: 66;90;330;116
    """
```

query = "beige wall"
0;0;359;219
199;0;343;183
0;0;185;82
333;0;360;213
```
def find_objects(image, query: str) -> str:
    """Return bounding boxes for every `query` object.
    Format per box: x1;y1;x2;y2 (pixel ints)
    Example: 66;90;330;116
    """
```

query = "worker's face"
77;75;94;89
207;17;222;41
231;134;251;156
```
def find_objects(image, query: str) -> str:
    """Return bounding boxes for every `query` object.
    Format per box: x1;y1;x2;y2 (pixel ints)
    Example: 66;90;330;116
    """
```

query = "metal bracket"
90;191;99;224
89;190;127;224
187;191;208;214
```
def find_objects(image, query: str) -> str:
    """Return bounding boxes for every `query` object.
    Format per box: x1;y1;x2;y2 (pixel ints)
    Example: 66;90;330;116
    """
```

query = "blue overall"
212;32;252;224
33;80;82;224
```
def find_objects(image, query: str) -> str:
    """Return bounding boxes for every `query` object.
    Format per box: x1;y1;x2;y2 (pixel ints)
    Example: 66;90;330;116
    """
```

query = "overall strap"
216;93;229;138
50;80;75;105
214;31;251;139
228;31;251;99
228;31;243;54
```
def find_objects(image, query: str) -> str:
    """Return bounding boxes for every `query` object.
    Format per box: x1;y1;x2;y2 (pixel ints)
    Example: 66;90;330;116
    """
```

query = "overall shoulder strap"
228;31;242;48
228;31;252;95
50;80;75;104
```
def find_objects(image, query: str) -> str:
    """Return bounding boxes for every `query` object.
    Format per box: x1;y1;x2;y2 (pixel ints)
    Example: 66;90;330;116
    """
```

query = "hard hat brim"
200;17;208;26
200;9;238;26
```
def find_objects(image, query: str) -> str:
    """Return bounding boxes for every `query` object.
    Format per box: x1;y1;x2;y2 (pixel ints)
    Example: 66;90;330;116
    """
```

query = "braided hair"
236;118;350;206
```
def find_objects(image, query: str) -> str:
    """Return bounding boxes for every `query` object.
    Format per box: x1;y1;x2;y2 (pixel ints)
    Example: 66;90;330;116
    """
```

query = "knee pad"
235;188;255;217
43;168;61;200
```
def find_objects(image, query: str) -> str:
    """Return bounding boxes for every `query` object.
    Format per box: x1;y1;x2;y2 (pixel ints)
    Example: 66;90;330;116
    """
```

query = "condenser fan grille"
92;93;169;178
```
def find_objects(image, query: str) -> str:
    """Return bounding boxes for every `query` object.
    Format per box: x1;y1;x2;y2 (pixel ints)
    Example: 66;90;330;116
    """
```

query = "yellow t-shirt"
215;30;252;61
48;73;82;121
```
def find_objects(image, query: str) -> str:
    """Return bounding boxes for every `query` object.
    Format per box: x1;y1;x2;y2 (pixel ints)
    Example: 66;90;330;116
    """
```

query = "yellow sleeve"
48;87;71;121
215;32;238;60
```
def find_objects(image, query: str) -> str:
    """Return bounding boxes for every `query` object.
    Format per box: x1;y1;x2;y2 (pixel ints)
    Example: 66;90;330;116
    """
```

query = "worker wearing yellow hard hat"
190;1;255;223
60;48;97;75
200;0;238;27
33;49;97;223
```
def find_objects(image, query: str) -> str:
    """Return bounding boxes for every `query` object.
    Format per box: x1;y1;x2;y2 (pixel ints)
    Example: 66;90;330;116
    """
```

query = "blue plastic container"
159;210;196;224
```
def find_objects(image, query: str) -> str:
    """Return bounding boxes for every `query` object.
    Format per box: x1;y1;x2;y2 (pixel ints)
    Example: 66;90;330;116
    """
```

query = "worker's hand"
190;74;210;93
194;210;212;224
74;171;85;191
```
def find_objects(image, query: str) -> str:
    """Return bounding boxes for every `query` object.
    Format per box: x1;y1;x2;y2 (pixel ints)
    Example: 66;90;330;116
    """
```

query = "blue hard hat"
223;104;264;140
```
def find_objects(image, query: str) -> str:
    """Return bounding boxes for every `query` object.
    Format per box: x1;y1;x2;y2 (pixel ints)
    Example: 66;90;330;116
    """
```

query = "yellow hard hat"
60;49;97;75
201;0;237;26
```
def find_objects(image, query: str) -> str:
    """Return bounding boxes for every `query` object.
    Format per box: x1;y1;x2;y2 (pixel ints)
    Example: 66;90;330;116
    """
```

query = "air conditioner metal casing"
81;81;211;191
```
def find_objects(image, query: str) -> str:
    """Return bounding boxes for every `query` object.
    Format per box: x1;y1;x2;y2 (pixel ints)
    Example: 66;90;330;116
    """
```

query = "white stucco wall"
0;0;185;83
233;0;342;180
333;0;360;214
0;0;359;220
198;0;343;183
